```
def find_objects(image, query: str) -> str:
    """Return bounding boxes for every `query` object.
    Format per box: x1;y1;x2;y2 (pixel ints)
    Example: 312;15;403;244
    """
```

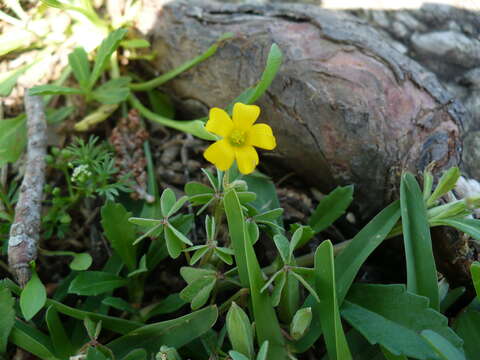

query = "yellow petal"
205;108;233;137
232;103;260;131
246;123;276;150
204;139;235;171
235;146;259;175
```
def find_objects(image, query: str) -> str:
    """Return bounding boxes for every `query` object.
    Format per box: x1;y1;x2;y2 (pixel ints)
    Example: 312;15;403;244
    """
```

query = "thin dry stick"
8;92;47;287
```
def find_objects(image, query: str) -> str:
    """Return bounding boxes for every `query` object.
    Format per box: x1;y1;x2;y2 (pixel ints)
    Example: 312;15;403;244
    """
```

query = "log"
138;0;475;285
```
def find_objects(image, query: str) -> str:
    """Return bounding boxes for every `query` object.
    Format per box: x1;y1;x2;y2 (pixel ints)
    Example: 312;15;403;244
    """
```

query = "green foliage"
400;173;439;310
342;284;463;360
309;185;354;234
226;302;254;358
69;271;128;296
0;288;14;353
101;202;137;271
20;266;47;321
315;240;352;360
4;5;480;357
0;115;26;167
453;309;480;359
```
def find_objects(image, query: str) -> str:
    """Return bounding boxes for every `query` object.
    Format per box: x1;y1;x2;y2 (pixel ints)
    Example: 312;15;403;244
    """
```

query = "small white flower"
71;165;92;183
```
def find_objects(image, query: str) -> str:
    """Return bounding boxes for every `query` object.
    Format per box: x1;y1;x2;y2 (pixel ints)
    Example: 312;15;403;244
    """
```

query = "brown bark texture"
139;0;477;285
141;0;465;216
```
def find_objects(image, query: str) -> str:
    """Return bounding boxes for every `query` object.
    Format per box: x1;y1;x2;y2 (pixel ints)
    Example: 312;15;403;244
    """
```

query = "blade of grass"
315;240;352;360
400;173;439;311
129;94;215;141
129;33;233;91
224;189;287;359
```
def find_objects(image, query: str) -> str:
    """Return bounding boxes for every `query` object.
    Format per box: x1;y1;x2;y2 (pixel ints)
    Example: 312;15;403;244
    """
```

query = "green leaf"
256;341;269;360
336;200;401;303
243;172;281;216
166;224;193;245
167;196;188;217
45;306;74;358
296;201;401;353
421;330;465;360
0;115;26;166
9;320;56;359
254;208;283;222
229;351;249;360
180;267;216;284
224;189;287;359
215;247;234;265
185;182;214;205
427;167;460;207
129;94;216;141
180;276;216;310
142;294;186;320
440;286;465;313
20;267;47;321
92;77;131;104
472;262;480;298
224;189;250;287
273;234;290;264
121;349;147;360
431;218;480;243
163;228;182;259
0;288;14;353
50;299;141;334
101;201;137;271
161;188;177;216
308;185;354;233
29;85;84;96
69;252;93;271
342;284;463;360
230;43;283;106
189;246;210;265
120;38;151;48
86;346;108;360
68;47;91;90
0;62;34;96
453;309;480;360
423;169;434;202
290;307;312;341
107;306;218;358
271;271;286;307
128;254;148;278
400;173;439;310
84;316;101;340
129;33;233;92
226;302;254;358
147;90;175;119
46;106;75;124
89;28;128;88
68;271;128;296
102;297;138;314
290;226;304;256
315;240;352;360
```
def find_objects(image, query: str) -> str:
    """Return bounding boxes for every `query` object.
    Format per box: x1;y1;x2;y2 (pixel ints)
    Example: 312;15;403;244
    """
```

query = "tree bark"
138;0;476;286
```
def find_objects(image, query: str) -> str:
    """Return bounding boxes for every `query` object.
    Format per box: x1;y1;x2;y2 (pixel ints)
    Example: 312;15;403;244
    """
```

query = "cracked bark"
8;92;47;287
138;0;475;286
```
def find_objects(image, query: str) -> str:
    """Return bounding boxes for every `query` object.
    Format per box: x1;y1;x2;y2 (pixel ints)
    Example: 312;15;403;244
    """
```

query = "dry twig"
8;92;47;286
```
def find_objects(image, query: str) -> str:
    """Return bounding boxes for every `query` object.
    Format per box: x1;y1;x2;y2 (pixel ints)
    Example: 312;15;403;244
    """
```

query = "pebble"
411;30;480;68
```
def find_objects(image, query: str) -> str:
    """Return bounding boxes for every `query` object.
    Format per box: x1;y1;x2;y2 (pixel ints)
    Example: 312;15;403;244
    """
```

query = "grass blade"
400;173;439;310
315;240;352;360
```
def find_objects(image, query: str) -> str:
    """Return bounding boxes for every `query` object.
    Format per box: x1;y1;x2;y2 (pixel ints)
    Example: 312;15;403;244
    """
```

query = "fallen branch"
8;91;47;287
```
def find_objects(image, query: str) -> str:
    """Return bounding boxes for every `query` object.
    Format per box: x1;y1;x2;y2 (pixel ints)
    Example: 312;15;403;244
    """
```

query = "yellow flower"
203;103;276;174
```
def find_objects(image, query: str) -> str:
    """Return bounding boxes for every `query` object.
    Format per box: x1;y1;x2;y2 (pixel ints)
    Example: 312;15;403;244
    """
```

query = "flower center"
228;129;246;146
